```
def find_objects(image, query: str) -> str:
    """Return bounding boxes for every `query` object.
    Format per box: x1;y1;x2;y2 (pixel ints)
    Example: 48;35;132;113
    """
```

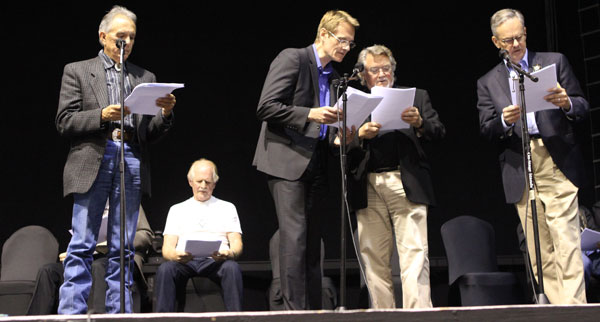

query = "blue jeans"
58;141;141;314
154;259;243;312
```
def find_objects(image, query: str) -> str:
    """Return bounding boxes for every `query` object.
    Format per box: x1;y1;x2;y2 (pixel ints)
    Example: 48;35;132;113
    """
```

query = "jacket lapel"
493;62;513;104
89;57;109;111
528;51;544;73
306;46;321;107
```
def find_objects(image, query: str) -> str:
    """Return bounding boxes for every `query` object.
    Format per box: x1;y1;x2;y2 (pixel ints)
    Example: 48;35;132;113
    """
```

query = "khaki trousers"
515;138;586;304
356;170;432;309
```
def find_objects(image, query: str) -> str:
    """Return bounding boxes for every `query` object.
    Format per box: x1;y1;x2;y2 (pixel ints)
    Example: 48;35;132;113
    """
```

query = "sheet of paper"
581;228;600;251
184;239;222;259
370;86;416;131
330;86;383;130
125;83;184;115
509;64;557;113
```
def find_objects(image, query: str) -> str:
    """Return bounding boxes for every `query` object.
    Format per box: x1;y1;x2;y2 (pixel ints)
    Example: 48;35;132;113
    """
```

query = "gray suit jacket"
477;51;589;203
56;56;173;197
253;45;339;181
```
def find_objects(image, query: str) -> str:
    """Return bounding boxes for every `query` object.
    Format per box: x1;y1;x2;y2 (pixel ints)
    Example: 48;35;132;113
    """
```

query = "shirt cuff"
501;113;514;132
563;97;575;118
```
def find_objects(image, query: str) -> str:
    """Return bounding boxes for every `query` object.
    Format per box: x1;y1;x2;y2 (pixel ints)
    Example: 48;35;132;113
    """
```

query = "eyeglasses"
327;30;356;49
367;65;392;74
499;33;526;46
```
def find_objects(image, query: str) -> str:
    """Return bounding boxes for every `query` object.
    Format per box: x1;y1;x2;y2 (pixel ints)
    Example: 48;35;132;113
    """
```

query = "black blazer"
347;88;445;210
253;45;339;181
477;51;589;203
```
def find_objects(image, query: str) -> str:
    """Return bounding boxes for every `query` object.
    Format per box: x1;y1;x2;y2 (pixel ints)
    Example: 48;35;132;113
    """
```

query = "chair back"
1;225;59;281
441;216;498;285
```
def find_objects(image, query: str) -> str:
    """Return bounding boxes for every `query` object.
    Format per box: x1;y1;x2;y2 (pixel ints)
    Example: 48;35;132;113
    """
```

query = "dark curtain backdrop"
0;1;592;262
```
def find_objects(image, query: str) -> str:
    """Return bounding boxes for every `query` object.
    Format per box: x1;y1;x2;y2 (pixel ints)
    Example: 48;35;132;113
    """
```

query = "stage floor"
2;304;600;322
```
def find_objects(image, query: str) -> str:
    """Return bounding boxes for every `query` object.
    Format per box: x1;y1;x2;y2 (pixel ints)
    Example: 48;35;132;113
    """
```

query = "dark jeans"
154;258;243;312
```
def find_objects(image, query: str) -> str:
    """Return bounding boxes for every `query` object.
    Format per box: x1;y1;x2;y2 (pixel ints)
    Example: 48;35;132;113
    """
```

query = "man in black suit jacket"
55;6;175;314
253;10;359;310
477;8;588;304
347;45;445;309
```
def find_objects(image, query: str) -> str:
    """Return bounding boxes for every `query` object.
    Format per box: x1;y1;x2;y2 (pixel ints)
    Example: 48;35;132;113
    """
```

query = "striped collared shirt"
98;50;134;132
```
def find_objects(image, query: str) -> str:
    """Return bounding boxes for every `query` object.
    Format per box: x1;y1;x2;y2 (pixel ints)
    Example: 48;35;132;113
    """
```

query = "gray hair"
490;8;525;36
356;44;397;86
187;159;220;183
98;6;137;47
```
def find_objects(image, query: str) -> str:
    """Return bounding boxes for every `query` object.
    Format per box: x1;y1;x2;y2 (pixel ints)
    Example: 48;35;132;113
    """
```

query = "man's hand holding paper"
401;106;423;129
543;83;571;111
329;87;383;130
125;83;183;115
156;93;176;117
308;106;343;124
173;250;193;264
358;121;381;140
370;86;416;132
510;64;571;113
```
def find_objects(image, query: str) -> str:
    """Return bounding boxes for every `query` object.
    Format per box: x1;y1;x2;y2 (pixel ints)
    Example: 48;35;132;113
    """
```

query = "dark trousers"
267;140;328;310
27;262;63;315
154;258;243;312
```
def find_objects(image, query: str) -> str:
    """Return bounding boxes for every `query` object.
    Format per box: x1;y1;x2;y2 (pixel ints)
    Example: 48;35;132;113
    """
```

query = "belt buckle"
111;128;121;142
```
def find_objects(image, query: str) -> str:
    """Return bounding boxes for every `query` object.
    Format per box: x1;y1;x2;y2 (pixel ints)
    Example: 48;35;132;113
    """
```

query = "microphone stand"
333;68;360;311
117;39;128;313
504;58;549;304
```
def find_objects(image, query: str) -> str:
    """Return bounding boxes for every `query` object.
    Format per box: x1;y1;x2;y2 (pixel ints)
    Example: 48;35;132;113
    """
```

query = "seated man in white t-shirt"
154;158;244;312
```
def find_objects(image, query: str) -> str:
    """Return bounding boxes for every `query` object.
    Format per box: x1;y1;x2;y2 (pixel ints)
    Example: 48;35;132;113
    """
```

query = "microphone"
500;48;538;82
348;63;364;81
352;63;364;74
332;63;366;85
116;39;126;49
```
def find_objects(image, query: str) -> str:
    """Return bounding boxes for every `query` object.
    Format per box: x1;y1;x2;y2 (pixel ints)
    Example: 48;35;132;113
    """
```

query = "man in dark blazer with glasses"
253;10;359;310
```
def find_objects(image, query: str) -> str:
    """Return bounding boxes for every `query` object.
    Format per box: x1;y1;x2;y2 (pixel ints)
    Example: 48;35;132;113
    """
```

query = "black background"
0;1;593;263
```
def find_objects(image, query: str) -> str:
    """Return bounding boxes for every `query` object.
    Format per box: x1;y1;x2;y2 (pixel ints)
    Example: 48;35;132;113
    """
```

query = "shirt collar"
99;50;125;72
191;196;215;205
505;49;529;70
520;49;529;70
312;44;333;75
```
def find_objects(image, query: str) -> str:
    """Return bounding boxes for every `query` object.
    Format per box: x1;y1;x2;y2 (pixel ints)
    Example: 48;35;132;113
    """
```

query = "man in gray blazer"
477;8;588;304
253;10;359;310
55;6;175;314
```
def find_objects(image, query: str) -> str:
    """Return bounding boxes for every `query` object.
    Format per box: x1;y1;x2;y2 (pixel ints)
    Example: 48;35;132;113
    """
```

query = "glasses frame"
499;33;527;46
327;30;356;49
367;65;392;74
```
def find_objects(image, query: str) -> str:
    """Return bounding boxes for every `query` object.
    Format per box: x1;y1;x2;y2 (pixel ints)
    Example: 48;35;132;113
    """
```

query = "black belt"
372;166;399;173
530;134;542;139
